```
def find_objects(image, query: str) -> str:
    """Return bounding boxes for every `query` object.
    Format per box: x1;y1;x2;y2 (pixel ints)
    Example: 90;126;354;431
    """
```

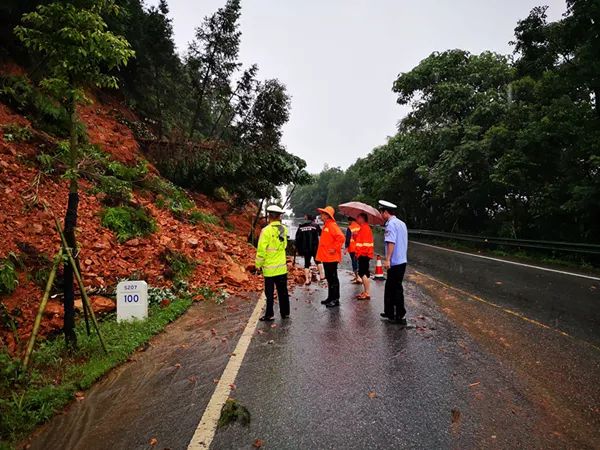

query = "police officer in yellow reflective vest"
255;205;290;322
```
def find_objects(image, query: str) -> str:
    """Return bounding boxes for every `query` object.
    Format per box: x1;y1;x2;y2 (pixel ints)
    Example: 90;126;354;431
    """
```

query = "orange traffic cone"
374;255;385;280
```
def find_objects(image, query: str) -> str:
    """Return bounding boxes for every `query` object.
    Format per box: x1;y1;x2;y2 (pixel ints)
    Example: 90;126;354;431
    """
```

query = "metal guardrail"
409;229;600;256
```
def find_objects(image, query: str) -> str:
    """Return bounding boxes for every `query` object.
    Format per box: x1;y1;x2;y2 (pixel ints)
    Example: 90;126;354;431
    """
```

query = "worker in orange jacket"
316;206;346;308
354;212;374;300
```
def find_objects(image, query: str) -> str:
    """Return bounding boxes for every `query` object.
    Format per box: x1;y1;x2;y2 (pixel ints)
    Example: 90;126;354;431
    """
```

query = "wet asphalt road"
26;242;600;450
408;240;600;347
210;259;600;449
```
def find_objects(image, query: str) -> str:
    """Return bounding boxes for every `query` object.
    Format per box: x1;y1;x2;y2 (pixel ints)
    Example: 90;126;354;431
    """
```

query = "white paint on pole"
116;280;148;322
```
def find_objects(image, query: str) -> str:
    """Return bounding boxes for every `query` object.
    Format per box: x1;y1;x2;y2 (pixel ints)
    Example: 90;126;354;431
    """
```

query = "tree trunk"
209;85;240;138
63;96;79;350
228;96;257;142
188;62;214;139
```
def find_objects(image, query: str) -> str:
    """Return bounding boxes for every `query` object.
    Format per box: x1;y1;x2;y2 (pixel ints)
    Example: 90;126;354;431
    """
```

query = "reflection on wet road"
211;262;600;449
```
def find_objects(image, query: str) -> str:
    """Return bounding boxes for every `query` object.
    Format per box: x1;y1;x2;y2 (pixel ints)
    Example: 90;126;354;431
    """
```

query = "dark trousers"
384;263;406;319
349;252;358;273
323;262;340;301
265;274;289;317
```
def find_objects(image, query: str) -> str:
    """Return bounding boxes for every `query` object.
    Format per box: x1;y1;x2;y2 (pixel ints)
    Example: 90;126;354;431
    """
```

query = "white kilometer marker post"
116;280;148;322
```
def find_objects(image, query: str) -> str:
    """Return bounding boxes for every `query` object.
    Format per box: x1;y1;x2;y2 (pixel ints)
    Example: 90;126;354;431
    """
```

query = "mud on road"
25;295;259;450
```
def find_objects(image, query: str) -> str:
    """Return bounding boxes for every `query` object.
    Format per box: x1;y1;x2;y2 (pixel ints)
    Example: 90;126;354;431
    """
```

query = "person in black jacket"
295;214;321;285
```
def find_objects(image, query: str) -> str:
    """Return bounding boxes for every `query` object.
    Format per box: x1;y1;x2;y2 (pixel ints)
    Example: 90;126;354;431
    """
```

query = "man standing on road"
354;212;374;300
378;200;408;325
316;206;346;308
255;205;290;322
295;214;321;285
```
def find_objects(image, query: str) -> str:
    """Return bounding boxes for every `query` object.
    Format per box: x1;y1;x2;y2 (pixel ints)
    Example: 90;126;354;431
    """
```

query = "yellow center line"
411;269;600;353
187;293;265;450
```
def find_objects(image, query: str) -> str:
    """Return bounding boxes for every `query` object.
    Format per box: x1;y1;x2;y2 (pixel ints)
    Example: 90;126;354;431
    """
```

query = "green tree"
187;0;242;138
108;0;190;137
15;0;134;348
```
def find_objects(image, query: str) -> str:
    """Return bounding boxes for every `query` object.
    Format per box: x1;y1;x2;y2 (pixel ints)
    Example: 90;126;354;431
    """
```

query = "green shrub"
100;206;156;242
106;160;148;182
160;249;195;282
96;175;132;205
0;75;71;137
0;351;23;391
147;286;177;307
2;123;32;142
145;176;195;217
188;210;220;225
214;187;232;203
36;153;55;174
0;259;18;295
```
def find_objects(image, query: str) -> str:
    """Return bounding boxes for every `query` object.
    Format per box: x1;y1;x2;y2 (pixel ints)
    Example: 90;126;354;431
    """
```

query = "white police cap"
266;205;285;214
378;200;397;209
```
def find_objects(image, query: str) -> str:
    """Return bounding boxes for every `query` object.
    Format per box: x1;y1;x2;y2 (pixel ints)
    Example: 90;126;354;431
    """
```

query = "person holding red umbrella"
316;206;346;308
354;212;374;300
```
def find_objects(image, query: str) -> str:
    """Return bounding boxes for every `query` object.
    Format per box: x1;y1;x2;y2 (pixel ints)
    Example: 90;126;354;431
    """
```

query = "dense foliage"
291;3;600;242
1;0;308;204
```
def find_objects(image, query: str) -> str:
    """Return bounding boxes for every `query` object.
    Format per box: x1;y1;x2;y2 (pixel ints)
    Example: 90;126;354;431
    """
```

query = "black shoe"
281;315;289;319
325;300;340;308
320;299;330;305
380;313;390;319
259;315;274;322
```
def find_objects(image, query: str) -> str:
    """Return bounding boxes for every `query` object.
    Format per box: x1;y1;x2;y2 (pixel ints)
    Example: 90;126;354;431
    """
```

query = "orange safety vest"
347;222;360;253
316;219;345;263
354;223;374;259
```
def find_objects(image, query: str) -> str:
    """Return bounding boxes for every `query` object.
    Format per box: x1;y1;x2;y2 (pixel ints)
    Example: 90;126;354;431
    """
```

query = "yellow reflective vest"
255;220;288;277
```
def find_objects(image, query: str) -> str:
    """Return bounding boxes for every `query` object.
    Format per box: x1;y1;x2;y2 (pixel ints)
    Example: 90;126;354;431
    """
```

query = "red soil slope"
0;97;266;354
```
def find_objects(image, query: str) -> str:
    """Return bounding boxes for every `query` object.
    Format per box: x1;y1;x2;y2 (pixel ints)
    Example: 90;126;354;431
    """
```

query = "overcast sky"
149;0;566;173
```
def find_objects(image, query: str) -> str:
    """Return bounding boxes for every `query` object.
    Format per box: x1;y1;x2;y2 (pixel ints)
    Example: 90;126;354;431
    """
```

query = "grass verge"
0;297;192;448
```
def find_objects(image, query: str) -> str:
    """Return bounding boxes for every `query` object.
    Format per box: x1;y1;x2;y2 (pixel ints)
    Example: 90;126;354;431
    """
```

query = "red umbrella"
338;201;385;225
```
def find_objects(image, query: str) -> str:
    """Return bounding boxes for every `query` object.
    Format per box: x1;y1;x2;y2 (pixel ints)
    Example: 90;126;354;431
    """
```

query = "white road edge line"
411;241;600;282
187;294;265;450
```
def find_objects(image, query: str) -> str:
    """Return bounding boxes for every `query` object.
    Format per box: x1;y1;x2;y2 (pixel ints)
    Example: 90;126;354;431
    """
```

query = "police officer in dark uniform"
295;214;321;285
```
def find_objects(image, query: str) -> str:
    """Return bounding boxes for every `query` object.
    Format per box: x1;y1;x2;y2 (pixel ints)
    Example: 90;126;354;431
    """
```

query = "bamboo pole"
77;255;91;336
22;249;62;370
52;215;108;354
